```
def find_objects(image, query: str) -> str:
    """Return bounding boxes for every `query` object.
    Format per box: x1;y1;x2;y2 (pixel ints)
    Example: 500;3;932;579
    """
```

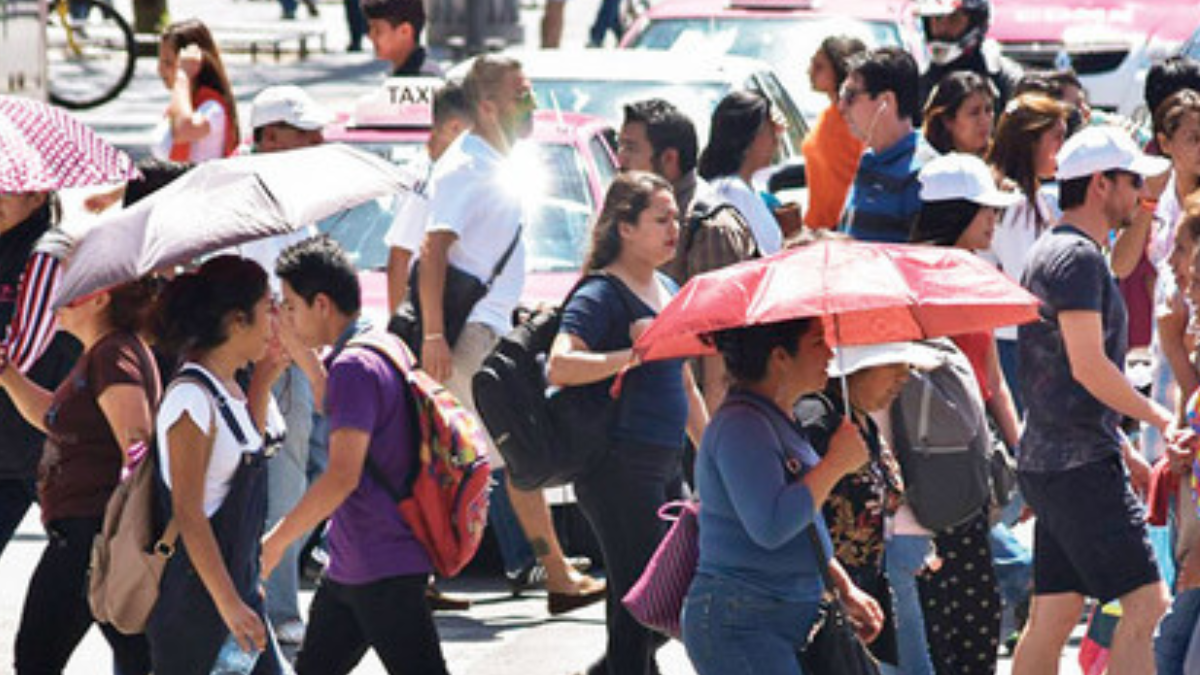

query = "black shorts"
1018;455;1160;603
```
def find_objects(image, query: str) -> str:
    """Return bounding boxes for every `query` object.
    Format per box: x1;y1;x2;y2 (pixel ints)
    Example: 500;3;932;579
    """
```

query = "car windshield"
533;79;728;140
630;17;901;121
319;140;596;274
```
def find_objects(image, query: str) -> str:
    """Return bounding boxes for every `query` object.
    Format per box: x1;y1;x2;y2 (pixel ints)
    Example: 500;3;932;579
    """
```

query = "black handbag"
797;528;882;675
389;226;523;354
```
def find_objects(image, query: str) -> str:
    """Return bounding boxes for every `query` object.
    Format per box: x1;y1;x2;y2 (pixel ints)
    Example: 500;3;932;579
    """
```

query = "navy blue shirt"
1018;225;1128;472
559;274;688;449
844;132;937;243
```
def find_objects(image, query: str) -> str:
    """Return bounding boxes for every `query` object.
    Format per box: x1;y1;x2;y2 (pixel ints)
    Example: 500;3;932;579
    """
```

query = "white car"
447;49;810;176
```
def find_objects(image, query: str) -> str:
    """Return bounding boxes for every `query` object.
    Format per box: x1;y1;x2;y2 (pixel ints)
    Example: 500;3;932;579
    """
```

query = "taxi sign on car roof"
352;77;441;129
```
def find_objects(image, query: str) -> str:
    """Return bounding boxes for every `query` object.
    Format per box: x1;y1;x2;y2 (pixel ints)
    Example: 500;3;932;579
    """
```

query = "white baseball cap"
250;85;332;131
828;342;946;378
1055;125;1170;181
919;153;1022;208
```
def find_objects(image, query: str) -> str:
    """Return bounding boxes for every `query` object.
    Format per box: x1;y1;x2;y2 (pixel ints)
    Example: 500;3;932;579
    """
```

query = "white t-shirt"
384;153;435;256
426;133;526;336
708;175;782;255
156;364;281;517
983;190;1057;341
150;99;228;163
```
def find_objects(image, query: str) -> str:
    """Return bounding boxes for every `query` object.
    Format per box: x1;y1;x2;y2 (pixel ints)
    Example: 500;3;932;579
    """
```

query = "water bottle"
210;633;260;675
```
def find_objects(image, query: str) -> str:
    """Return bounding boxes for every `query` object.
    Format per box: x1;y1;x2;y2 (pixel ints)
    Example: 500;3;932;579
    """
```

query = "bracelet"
424;333;445;342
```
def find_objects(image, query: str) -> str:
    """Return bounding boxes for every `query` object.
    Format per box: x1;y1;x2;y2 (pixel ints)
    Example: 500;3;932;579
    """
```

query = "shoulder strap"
729;393;837;594
484;226;523;290
153;366;228;557
343;336;413;503
175;366;248;446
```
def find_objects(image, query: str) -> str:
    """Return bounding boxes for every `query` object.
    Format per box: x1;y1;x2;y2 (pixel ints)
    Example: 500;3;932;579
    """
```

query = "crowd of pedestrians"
11;0;1200;674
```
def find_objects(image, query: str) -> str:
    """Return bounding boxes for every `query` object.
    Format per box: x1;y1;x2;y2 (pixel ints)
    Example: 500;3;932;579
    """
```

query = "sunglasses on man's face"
839;85;866;106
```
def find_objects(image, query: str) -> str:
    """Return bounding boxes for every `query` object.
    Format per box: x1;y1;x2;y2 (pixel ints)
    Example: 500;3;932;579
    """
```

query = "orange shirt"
801;105;864;230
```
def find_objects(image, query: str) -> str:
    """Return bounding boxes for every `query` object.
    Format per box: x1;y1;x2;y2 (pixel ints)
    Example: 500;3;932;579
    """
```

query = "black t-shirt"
1018;225;1127;472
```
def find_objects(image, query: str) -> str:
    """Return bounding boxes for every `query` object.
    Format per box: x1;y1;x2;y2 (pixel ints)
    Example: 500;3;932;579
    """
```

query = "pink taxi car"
320;81;618;324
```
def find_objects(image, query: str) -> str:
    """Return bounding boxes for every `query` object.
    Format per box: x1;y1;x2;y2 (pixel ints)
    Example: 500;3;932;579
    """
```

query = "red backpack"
348;332;491;578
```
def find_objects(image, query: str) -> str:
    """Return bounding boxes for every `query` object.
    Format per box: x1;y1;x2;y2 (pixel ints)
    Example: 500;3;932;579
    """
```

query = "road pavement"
7;0;1087;671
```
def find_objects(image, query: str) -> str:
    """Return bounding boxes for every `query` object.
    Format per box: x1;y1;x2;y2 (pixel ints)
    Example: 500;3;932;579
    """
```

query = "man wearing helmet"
917;0;1023;114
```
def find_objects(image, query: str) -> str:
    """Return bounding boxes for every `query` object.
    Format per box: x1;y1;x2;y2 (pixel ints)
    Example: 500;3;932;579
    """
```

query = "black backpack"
888;341;993;532
472;274;638;491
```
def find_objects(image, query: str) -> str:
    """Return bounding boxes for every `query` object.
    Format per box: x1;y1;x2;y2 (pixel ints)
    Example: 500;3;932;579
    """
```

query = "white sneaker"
275;619;306;646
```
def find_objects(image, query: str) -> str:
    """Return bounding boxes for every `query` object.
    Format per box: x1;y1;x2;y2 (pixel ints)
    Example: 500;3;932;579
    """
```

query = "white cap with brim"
828;341;946;378
250;85;333;132
1055;125;1170;182
919;153;1023;209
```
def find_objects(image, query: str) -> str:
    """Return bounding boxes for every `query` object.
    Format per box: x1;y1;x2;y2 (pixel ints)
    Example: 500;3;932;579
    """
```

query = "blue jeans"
683;573;820;675
265;366;314;626
488;468;535;575
1155;587;1200;674
989;522;1032;608
997;338;1021;415
885;535;935;675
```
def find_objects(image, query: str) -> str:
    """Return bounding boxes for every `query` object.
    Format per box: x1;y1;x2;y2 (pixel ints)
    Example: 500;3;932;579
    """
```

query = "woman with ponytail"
0;277;161;674
547;172;708;675
146;256;287;675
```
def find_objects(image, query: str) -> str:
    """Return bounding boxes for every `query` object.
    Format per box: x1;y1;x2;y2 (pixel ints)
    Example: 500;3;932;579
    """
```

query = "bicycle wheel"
46;0;137;110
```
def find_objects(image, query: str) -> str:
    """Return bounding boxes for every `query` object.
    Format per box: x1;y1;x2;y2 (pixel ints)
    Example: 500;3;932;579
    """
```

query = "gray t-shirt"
1018;225;1128;472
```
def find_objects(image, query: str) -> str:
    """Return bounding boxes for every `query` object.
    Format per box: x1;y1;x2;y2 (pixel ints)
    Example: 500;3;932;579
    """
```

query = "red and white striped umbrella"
0;96;139;193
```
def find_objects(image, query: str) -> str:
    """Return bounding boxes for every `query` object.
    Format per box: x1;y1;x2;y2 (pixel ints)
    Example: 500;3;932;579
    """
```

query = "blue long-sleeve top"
694;389;833;603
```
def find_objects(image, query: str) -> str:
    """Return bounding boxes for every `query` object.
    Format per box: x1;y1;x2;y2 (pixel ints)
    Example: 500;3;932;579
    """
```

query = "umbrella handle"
835;315;851;422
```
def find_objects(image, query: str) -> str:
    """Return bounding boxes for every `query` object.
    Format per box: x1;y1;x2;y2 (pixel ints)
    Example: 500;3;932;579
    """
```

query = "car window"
589;134;617;189
317;196;395;271
513;142;594;273
533;79;728;141
629;17;901;121
325;139;595;275
751;71;808;159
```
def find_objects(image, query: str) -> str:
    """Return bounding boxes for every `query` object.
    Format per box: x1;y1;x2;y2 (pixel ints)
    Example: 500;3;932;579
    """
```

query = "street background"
3;0;1084;671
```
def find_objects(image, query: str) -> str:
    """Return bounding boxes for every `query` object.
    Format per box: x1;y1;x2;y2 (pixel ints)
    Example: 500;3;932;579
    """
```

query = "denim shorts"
1019;455;1160;603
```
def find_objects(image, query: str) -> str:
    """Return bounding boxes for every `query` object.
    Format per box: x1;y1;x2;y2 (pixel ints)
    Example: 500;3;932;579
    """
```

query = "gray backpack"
889;342;992;532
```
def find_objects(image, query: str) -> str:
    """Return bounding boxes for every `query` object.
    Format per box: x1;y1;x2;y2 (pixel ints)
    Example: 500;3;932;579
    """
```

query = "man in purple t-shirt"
262;235;448;675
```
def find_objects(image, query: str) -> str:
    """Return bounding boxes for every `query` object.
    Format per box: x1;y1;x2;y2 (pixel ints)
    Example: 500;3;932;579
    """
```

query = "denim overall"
147;368;284;675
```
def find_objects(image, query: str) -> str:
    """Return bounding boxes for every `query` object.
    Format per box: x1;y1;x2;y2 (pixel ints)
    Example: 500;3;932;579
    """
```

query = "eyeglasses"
1103;169;1145;190
839;85;866;105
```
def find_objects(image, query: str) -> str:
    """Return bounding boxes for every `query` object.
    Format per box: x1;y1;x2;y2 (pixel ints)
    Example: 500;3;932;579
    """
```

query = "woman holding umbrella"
681;317;884;674
908;152;1024;674
547;171;708;675
0;278;159;675
147;256;287;675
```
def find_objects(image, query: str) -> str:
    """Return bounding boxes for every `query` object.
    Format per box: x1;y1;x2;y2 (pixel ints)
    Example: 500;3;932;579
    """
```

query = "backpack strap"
152;366;234;558
343;335;414;503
